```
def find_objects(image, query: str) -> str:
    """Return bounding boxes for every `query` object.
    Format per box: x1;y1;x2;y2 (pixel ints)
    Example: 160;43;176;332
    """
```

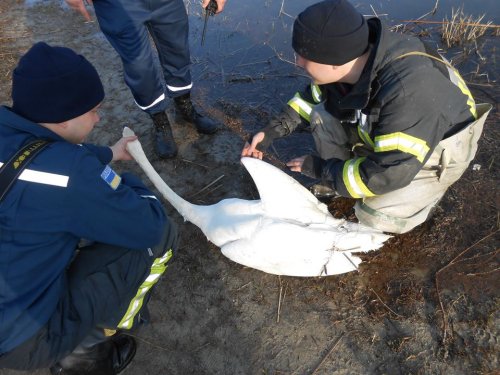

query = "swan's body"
124;127;390;276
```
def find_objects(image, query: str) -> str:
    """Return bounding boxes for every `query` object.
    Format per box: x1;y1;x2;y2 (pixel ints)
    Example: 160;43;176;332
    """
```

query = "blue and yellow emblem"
101;165;121;190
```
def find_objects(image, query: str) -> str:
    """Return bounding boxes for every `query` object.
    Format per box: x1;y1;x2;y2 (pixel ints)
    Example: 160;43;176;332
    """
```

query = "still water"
184;0;498;159
187;0;498;110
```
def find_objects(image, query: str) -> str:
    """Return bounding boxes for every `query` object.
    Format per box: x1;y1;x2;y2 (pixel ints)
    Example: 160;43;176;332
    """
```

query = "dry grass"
441;7;496;47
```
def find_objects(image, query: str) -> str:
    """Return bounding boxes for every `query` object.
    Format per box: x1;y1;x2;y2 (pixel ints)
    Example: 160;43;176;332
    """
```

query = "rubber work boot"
174;92;218;134
49;334;136;375
150;111;178;159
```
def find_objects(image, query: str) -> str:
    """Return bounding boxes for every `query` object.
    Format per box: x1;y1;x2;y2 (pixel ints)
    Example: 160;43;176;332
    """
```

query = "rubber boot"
174;92;218;134
49;334;136;375
150;112;178;159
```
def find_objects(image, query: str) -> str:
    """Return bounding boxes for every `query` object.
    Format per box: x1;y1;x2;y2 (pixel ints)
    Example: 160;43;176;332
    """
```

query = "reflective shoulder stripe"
395;51;477;119
374;132;430;163
342;157;375;198
0;162;69;187
311;84;322;103
287;93;313;122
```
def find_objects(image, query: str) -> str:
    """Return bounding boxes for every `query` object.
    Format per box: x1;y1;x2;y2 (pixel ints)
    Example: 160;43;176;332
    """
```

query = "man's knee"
150;222;178;259
354;199;437;234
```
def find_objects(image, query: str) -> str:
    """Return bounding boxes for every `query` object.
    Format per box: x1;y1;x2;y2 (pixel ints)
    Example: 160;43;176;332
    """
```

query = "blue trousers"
0;223;177;370
94;0;192;114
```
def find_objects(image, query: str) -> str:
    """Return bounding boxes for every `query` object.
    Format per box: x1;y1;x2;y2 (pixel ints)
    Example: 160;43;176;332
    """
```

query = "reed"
441;7;495;47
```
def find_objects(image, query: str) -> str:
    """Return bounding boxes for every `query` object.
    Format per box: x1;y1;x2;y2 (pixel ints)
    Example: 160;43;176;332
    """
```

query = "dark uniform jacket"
0;106;170;355
264;18;476;198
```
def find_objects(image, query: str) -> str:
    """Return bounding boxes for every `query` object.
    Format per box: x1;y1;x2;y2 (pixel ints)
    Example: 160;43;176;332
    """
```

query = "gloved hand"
287;155;323;179
241;106;303;158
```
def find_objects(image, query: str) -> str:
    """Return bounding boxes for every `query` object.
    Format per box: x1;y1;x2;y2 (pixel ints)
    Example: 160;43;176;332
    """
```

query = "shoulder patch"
101;165;121;190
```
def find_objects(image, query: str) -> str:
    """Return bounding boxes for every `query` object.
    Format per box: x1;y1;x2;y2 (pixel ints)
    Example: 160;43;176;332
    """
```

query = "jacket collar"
0;106;66;142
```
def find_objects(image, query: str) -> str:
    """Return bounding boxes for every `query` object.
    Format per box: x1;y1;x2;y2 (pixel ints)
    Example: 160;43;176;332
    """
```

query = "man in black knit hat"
242;0;491;234
0;42;178;374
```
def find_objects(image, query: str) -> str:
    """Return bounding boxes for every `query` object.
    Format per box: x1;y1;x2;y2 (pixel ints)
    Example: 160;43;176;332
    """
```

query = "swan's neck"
126;141;199;221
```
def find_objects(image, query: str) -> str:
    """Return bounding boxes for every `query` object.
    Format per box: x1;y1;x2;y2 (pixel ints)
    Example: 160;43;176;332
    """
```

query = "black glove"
300;155;324;179
253;106;303;152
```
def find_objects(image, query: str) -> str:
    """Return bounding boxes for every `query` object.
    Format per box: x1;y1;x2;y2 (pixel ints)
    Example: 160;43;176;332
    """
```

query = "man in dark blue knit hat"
0;42;178;374
243;0;491;234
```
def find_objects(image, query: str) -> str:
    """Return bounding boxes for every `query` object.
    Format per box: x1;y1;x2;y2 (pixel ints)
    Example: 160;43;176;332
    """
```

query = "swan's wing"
220;219;372;277
240;157;331;224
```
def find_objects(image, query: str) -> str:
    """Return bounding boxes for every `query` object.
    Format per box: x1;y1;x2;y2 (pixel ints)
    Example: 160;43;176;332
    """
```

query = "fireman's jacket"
262;18;476;198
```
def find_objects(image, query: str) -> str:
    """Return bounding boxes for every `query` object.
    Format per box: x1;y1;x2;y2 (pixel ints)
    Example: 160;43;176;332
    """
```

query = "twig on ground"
277;276;287;323
310;332;345;375
188;174;225;198
180;158;209;169
123;332;173;352
370;287;403;318
435;228;499;345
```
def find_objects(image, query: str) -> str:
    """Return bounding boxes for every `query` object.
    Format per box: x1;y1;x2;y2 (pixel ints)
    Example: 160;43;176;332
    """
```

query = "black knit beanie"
12;42;104;123
292;0;369;65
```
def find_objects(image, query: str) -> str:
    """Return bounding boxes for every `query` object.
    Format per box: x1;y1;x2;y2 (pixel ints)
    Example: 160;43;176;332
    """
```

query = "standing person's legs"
93;0;179;158
148;0;192;97
148;0;218;134
93;0;166;114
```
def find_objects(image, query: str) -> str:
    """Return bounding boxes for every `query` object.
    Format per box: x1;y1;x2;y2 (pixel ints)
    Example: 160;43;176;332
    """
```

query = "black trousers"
0;223;177;370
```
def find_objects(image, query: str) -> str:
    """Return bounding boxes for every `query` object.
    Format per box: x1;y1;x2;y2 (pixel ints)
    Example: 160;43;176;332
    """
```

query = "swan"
123;127;390;276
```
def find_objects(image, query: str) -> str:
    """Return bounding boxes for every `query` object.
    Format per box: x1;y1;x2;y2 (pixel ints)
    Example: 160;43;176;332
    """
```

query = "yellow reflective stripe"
311;84;322;103
117;249;173;329
357;125;374;148
454;75;477;119
342;157;375;198
374;132;430;163
288;93;313;122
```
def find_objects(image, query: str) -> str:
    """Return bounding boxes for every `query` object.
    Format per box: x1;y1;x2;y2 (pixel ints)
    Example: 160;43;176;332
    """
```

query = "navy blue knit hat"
12;42;104;123
292;0;369;65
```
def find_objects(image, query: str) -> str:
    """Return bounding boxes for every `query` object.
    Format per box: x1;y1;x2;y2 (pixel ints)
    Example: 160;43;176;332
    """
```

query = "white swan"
124;127;390;276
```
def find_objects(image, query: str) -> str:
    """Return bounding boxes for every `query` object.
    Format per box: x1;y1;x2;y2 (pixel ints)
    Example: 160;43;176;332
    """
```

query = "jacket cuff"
301;155;324;179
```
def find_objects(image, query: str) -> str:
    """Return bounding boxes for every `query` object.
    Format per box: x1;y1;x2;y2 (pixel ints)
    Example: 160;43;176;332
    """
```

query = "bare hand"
241;132;265;159
65;0;93;22
286;156;306;173
202;0;226;14
110;136;137;162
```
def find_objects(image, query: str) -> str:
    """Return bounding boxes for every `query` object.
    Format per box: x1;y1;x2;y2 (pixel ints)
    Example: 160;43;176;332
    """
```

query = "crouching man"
0;42;178;374
243;0;491;234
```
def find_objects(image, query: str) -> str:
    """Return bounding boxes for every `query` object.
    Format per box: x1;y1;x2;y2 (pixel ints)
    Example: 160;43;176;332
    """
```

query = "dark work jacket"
0;107;170;355
269;18;475;198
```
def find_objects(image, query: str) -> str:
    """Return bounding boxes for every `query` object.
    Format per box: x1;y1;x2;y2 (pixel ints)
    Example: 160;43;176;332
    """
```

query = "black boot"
49;334;136;375
174;92;218;134
150;112;178;159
